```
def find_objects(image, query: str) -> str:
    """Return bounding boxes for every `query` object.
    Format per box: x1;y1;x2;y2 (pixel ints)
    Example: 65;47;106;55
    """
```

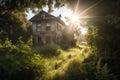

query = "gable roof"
29;10;66;26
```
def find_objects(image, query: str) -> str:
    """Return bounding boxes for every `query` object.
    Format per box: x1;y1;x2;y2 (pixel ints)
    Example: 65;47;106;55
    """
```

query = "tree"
67;0;120;79
0;39;46;80
0;0;64;12
0;11;32;43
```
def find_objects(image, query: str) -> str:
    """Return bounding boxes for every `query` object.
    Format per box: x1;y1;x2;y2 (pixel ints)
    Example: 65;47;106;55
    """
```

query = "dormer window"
41;13;45;18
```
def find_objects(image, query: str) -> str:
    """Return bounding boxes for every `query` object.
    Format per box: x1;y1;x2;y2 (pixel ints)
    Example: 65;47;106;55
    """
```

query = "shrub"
95;58;116;80
65;59;87;80
86;20;120;79
43;70;64;80
39;44;61;58
0;39;46;80
64;58;101;80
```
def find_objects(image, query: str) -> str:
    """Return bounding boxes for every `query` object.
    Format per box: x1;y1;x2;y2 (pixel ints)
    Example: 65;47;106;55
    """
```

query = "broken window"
46;36;51;43
38;37;42;43
36;24;41;31
46;26;51;31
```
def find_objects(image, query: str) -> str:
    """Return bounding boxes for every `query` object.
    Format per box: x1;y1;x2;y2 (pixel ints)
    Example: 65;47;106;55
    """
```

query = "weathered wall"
32;20;66;44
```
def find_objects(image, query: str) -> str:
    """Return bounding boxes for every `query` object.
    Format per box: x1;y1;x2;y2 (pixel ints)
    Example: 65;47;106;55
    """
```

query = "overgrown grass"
0;39;114;80
32;43;112;80
32;44;61;58
32;44;91;80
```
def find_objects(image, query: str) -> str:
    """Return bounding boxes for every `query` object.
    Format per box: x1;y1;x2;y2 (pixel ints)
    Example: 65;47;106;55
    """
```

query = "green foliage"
67;1;120;79
64;58;95;80
0;0;65;13
38;44;61;58
85;2;120;77
42;70;64;80
86;17;120;79
65;59;85;80
95;58;116;80
0;39;46;80
61;57;115;80
0;11;32;43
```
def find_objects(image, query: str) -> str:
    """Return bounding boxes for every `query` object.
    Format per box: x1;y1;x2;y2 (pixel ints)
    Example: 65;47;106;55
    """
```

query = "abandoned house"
30;10;66;44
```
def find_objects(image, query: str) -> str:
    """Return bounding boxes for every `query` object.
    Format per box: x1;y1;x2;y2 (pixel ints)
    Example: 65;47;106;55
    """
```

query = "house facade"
30;10;66;44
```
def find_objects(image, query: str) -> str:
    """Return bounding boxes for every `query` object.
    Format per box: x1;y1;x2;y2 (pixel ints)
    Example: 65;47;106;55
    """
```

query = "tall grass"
32;43;109;80
33;44;61;58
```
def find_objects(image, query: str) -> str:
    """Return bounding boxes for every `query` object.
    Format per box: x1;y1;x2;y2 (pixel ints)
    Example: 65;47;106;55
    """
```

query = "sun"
71;15;79;23
66;12;88;35
70;14;79;24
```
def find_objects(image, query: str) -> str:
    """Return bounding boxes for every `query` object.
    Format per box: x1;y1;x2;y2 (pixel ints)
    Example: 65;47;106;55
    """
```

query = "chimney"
58;14;61;19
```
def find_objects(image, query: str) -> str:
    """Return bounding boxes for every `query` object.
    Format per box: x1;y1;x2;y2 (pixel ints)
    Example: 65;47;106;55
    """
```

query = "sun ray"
74;0;79;15
79;0;103;16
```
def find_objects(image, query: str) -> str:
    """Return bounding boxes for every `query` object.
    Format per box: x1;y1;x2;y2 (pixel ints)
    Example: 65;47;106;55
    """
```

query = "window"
46;23;51;31
57;24;61;31
57;24;59;30
38;24;41;26
36;24;41;31
59;26;61;31
46;36;51;43
46;26;51;31
47;23;50;26
38;37;42;43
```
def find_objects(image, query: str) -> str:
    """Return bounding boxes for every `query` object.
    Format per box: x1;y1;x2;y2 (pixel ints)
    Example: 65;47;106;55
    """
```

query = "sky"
26;5;72;22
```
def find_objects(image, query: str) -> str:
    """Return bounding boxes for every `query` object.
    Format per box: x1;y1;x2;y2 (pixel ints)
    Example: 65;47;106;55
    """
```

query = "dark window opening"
57;24;61;31
37;26;41;31
46;36;51;43
37;24;41;31
38;37;42;43
46;26;51;31
57;24;59;30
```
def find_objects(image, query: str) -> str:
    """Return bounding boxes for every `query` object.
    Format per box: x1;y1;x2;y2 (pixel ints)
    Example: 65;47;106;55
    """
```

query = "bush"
64;57;115;80
86;20;120;79
43;70;64;80
39;44;61;58
95;58;116;80
0;39;46;80
65;59;89;80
